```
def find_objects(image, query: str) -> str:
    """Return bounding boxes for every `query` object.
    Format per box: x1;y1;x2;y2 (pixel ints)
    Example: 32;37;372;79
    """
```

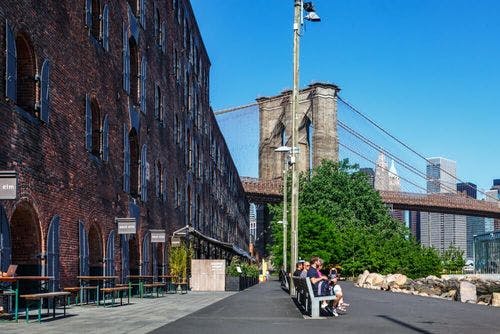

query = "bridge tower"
257;82;340;180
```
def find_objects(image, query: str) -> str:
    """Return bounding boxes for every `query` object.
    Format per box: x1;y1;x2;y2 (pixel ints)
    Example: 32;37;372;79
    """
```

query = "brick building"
0;0;249;289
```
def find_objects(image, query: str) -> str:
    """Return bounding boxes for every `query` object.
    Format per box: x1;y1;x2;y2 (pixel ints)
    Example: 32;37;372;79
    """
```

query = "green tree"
269;159;442;279
441;244;465;273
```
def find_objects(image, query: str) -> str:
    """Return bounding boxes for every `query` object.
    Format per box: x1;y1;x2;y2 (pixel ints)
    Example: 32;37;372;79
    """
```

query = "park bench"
143;282;166;297
63;286;98;305
280;269;290;291
292;276;336;318
20;291;70;323
100;286;130;307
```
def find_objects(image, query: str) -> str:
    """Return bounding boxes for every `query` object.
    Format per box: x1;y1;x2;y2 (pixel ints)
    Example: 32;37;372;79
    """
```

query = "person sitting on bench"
306;257;338;317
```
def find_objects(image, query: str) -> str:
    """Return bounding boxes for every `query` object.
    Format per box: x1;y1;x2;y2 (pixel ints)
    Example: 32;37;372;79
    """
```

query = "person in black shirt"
292;260;304;277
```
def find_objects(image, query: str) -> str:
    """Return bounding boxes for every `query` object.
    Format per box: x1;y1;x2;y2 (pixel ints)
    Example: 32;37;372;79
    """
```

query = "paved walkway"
0;291;234;334
152;280;500;334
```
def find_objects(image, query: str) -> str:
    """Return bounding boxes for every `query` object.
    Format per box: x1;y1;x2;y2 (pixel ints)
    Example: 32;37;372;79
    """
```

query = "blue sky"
191;0;500;194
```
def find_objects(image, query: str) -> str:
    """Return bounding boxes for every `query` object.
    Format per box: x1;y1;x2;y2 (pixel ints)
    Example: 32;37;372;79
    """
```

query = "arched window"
128;0;137;15
154;8;161;47
186;129;192;169
306;118;314;173
129;129;140;197
90;98;102;157
15;33;36;114
129;38;139;105
154;85;162;123
91;0;101;40
281;126;287;146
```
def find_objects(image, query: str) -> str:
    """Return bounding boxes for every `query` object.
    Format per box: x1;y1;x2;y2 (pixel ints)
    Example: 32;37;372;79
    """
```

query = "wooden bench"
292;277;336;318
63;286;98;305
20;291;70;323
100;287;130;307
143;282;166;297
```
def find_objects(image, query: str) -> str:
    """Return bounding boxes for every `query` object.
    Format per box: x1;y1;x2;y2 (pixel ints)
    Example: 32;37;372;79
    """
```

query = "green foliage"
168;244;191;282
441;244;465;273
226;256;259;278
269;159;443;279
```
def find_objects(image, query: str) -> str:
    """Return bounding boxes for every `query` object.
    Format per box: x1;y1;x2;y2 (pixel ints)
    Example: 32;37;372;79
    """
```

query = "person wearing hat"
292;260;304;277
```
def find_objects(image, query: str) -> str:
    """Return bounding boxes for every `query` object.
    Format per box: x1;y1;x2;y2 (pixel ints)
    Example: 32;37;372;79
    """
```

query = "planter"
225;276;259;291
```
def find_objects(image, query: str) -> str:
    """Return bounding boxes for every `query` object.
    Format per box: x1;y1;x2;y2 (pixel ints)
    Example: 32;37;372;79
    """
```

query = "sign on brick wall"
150;229;166;243
0;171;17;200
116;218;137;234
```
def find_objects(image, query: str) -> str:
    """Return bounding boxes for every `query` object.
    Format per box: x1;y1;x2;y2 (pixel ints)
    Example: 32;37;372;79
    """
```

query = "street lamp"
275;145;292;273
290;0;321;296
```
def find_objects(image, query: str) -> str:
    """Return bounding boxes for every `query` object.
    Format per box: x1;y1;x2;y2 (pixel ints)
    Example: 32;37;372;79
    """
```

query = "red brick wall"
0;0;249;287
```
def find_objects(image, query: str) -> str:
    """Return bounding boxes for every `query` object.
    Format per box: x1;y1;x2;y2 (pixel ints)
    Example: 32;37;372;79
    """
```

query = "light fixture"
275;146;292;153
303;1;321;22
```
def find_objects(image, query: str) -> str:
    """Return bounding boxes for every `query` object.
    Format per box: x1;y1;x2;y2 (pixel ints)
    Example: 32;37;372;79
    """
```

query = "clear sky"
191;0;500;194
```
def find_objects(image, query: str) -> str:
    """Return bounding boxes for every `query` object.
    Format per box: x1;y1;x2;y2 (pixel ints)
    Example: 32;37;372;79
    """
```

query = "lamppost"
275;146;292;273
290;0;321;295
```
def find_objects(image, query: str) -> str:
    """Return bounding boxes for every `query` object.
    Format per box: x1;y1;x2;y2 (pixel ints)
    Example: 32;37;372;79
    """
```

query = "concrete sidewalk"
0;291;234;334
152;280;500;334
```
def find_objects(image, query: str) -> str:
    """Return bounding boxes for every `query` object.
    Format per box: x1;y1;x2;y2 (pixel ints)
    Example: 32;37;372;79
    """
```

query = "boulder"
365;273;385;287
384;273;408;289
477;294;492;305
460;281;477;303
357;270;370;287
492;293;500;307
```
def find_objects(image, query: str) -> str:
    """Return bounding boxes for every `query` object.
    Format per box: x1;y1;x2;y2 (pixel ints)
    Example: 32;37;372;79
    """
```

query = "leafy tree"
269;159;443;279
441;244;465;273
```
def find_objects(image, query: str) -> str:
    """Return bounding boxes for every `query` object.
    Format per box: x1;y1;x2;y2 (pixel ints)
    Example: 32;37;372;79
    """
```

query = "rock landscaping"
355;270;500;307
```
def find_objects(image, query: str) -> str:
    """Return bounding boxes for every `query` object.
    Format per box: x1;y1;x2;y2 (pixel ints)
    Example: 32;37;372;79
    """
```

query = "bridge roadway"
152;280;500;334
242;177;500;219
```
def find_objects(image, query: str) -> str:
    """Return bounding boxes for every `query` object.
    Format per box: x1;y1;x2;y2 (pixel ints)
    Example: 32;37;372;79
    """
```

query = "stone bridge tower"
257;82;340;180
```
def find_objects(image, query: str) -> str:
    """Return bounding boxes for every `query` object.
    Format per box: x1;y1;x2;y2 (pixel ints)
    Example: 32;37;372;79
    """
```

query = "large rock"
386;274;408;287
492;293;500;307
477;294;492;305
357;270;370;287
365;273;385;287
460;281;477;303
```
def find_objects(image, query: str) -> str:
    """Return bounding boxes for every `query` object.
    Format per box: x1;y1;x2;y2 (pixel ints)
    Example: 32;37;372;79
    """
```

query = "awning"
173;225;251;259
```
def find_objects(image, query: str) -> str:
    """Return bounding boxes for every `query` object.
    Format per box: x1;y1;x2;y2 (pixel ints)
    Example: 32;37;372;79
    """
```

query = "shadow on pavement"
377;315;433;334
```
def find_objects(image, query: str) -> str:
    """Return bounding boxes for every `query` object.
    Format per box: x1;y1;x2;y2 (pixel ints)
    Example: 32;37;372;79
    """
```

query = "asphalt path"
151;280;499;334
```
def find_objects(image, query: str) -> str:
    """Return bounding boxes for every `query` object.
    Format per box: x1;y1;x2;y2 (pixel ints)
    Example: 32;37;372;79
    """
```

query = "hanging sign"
150;229;166;243
116;217;137;234
171;236;181;247
0;171;17;200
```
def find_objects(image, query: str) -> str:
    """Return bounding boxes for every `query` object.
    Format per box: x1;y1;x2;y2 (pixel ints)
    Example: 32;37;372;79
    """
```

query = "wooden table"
0;276;53;322
76;276;118;306
127;275;154;298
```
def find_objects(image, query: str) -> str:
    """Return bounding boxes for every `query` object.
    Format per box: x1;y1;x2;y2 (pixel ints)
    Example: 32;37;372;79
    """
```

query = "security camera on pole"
290;0;320;296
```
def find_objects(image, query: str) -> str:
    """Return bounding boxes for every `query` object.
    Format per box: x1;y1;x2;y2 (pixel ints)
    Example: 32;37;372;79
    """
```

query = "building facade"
420;158;466;255
257;83;339;180
0;0;249;289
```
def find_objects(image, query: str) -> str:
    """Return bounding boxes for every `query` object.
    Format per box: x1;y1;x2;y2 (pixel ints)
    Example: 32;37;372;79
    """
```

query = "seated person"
292;260;304;277
328;276;349;312
307;257;339;316
300;261;310;278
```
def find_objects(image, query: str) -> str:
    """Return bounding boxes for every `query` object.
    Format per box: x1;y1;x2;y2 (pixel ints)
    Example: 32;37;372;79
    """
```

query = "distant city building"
249;203;257;243
426;157;457;193
457;182;477;199
421;158;466;255
359;168;375;188
485;188;500;231
456;182;483;259
374;153;389;191
409;211;421;242
388;160;401;192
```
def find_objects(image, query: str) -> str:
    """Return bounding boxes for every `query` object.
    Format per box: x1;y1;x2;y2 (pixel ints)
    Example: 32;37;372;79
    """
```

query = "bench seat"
292;276;336;318
20;292;70;323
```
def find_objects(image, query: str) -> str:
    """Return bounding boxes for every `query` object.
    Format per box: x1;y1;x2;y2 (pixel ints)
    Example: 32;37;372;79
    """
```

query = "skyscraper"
420;158;466;256
374;152;389;191
455;182;484;260
359;167;375;188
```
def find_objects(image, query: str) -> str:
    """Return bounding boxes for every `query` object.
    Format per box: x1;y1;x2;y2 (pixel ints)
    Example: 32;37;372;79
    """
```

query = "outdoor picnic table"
76;276;118;306
0;276;53;322
127;275;154;298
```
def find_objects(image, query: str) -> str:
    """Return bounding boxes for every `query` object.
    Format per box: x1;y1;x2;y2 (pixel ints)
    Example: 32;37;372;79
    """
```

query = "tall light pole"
275;146;291;273
290;0;320;296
